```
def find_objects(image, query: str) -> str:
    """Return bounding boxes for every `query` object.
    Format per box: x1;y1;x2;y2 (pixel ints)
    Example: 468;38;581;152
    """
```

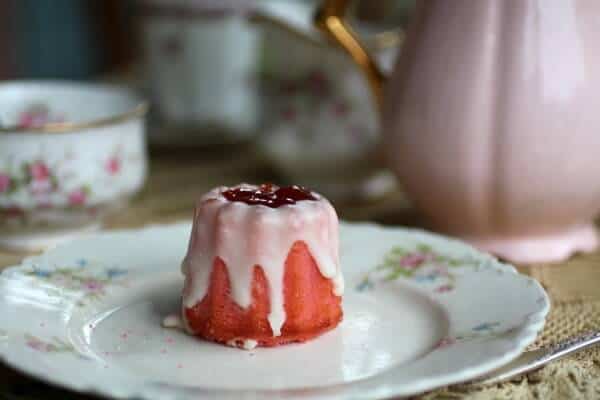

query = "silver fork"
476;331;600;385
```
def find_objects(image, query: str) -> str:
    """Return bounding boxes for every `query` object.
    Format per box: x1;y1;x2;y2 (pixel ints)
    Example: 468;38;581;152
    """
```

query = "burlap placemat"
422;299;600;400
1;153;599;399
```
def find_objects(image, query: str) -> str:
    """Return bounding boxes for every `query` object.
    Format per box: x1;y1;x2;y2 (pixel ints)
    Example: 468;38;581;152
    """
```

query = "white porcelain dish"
0;81;147;251
0;222;549;399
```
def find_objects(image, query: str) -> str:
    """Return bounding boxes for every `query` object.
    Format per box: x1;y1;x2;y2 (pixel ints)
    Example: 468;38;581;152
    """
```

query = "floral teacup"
0;81;148;251
255;0;401;200
139;0;260;146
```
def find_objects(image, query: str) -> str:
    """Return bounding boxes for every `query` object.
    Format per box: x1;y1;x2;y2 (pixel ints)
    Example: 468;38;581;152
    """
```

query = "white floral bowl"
0;81;148;251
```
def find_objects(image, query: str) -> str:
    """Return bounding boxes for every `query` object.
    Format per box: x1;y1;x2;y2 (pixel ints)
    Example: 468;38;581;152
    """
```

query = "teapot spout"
315;0;386;111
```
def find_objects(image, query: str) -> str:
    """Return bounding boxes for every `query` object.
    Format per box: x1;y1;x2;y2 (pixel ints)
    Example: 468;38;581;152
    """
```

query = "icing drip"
227;338;258;350
162;314;183;330
181;184;343;337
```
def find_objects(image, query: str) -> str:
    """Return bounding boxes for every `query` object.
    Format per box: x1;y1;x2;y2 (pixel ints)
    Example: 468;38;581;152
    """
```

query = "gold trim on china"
316;0;388;110
249;12;403;52
0;102;148;134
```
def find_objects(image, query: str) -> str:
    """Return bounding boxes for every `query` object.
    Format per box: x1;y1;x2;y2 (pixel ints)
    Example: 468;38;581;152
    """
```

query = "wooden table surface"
1;149;599;399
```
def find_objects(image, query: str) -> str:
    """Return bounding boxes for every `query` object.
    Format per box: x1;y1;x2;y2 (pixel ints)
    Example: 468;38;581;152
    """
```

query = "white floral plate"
0;222;549;399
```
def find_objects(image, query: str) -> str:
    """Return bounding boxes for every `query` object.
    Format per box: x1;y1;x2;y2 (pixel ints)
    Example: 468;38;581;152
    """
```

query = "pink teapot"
316;0;600;263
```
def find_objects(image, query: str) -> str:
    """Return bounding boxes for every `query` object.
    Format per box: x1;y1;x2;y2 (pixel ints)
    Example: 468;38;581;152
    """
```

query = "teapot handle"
315;0;386;111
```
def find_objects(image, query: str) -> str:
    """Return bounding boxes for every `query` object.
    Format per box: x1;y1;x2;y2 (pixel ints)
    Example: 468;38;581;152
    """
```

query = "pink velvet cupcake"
179;183;344;349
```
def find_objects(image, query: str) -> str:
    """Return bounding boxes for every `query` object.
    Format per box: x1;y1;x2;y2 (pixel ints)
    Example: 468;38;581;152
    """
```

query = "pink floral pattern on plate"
356;244;481;293
434;322;516;350
25;334;73;353
24;258;128;307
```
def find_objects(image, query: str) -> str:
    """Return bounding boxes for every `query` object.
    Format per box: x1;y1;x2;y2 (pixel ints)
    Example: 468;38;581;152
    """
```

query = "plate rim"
0;221;550;399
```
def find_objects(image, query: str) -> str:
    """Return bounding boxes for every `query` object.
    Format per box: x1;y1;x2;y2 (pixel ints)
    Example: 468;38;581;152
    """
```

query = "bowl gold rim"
0;81;148;135
0;103;148;134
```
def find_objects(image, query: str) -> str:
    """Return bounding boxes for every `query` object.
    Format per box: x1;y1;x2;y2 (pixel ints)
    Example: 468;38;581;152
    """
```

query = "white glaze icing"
162;314;183;330
226;338;258;350
181;184;343;337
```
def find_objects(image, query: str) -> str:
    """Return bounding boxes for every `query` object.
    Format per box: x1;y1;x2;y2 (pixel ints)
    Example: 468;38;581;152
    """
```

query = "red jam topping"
222;184;317;208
